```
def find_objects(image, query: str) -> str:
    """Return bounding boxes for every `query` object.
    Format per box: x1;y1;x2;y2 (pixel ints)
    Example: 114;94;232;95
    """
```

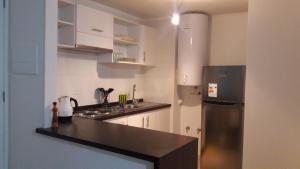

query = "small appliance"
58;96;78;121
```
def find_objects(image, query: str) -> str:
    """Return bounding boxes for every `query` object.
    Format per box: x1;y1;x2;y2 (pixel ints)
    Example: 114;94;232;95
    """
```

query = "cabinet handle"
91;28;103;33
143;51;146;63
146;116;149;128
142;117;145;128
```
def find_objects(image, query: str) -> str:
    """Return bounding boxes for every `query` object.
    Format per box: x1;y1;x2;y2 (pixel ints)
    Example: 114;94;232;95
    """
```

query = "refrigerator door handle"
203;100;242;106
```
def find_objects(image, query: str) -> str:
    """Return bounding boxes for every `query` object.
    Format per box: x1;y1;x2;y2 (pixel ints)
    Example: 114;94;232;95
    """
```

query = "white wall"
177;86;202;155
209;12;248;65
142;19;177;132
44;0;58;128
9;0;153;169
243;0;300;169
57;50;144;105
141;20;176;103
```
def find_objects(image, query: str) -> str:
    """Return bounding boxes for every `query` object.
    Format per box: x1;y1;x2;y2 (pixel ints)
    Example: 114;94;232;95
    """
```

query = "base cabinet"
105;116;127;125
127;113;145;128
147;109;170;132
105;108;171;132
127;108;170;132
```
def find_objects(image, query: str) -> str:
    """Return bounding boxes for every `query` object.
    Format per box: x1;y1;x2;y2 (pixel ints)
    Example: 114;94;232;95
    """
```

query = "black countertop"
36;117;198;169
74;101;172;121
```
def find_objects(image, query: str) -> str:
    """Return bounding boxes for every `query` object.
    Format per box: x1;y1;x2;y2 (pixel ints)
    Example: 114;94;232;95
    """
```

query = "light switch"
12;44;38;75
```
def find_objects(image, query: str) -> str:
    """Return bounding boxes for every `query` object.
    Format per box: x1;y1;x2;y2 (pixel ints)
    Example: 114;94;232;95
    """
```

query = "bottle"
52;102;59;128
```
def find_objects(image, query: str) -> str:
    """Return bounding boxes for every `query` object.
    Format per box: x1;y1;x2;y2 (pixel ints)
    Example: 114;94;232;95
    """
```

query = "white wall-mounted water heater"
177;13;209;86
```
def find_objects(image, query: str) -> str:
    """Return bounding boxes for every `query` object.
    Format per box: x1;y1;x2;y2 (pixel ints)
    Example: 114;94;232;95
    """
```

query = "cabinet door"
76;32;113;49
140;26;158;65
147;108;170;132
127;113;145;128
105;117;127;125
77;4;113;38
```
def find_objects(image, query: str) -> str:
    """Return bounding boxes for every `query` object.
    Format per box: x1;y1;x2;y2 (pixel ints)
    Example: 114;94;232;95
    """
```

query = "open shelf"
99;61;153;67
114;38;139;46
58;0;75;8
114;17;140;27
58;20;74;28
57;0;75;50
58;44;74;48
113;16;142;65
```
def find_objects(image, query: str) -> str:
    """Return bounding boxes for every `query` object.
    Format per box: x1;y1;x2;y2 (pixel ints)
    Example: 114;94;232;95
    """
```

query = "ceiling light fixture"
171;0;183;26
171;13;180;25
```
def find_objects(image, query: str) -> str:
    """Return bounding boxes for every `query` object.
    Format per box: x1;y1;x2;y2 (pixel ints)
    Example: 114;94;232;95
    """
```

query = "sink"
124;102;157;110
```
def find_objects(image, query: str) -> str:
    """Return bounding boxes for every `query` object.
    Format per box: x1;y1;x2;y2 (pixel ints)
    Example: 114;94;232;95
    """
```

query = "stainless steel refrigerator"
200;66;246;169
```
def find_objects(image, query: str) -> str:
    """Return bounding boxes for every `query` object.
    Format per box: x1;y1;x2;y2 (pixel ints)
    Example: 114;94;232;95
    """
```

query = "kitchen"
4;0;300;169
39;0;247;168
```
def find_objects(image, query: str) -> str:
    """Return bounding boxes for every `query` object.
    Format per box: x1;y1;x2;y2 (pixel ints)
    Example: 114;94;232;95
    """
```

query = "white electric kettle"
58;96;78;121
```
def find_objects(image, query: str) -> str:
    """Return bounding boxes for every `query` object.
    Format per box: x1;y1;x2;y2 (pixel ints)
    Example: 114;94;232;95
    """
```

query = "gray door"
201;102;244;169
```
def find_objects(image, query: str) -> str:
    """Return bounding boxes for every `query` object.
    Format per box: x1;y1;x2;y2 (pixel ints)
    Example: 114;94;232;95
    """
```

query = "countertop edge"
99;103;171;121
36;128;159;162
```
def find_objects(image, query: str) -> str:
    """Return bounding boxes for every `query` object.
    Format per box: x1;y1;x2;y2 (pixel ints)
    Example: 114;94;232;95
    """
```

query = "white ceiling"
93;0;248;19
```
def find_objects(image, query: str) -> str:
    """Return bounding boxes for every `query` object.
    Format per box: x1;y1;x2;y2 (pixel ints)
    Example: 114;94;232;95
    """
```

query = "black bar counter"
36;117;198;169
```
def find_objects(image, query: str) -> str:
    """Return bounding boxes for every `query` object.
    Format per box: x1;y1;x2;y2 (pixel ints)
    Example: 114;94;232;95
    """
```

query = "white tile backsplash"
57;50;143;106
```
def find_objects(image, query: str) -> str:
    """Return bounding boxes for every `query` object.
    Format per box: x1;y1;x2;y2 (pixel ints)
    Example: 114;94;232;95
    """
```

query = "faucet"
132;84;138;105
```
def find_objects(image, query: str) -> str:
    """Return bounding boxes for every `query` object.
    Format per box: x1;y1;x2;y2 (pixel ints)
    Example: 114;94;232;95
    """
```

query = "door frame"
0;0;9;168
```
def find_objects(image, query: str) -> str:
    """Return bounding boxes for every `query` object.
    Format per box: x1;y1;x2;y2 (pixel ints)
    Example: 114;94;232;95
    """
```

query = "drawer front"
105;117;128;125
77;4;113;38
76;32;113;50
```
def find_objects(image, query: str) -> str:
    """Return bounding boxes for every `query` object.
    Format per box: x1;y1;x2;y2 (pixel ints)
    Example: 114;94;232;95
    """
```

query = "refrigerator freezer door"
201;102;244;169
202;66;246;103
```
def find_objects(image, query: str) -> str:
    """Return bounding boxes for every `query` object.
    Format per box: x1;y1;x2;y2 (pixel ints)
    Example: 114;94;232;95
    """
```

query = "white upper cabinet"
98;24;158;67
57;2;158;57
77;4;113;38
139;26;158;66
76;4;113;50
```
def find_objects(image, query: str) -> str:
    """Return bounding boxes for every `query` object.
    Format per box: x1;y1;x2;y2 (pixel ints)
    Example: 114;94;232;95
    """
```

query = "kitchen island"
36;117;198;169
